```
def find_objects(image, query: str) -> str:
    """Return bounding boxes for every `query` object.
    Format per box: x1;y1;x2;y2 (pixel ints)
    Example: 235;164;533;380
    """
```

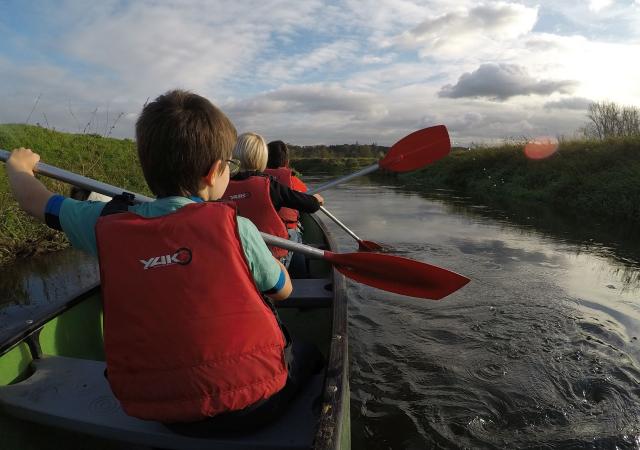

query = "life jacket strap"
100;192;136;217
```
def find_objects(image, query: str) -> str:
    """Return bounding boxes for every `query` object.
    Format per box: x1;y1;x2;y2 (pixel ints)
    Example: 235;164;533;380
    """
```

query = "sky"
1;0;640;146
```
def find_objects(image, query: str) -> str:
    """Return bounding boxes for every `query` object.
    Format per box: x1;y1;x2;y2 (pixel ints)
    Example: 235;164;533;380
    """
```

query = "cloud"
224;84;385;117
589;0;613;12
395;2;538;57
544;97;593;110
258;40;361;81
439;63;577;101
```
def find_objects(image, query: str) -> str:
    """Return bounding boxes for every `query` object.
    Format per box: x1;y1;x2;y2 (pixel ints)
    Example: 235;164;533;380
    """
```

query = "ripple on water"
328;180;640;449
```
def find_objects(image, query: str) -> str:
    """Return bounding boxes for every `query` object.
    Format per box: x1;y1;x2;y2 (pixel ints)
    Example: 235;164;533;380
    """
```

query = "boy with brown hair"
5;89;321;432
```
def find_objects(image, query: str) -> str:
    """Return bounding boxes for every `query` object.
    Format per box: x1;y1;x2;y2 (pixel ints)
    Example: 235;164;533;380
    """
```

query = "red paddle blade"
357;239;385;252
379;125;451;173
325;251;470;300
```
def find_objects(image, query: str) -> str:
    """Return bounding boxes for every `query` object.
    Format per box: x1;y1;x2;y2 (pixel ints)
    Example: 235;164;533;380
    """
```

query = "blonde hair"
233;132;268;172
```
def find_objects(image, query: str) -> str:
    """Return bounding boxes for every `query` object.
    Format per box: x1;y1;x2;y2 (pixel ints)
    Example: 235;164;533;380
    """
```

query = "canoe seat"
278;279;333;309
0;355;323;450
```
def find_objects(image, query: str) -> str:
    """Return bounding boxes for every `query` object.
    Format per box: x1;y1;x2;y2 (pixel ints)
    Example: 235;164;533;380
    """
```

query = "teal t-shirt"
53;196;283;292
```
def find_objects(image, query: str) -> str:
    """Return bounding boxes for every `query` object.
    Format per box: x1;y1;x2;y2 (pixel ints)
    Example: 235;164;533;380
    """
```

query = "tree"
582;101;640;139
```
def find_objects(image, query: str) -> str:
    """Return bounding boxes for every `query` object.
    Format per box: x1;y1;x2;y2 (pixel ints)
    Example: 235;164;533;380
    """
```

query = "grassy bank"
398;137;640;223
0;124;149;265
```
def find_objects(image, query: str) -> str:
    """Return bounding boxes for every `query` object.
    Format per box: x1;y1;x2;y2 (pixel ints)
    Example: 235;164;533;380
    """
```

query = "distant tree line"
287;100;640;158
288;142;387;159
582;101;640;139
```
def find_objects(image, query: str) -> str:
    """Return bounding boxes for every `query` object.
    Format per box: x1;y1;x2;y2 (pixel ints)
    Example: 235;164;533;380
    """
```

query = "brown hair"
267;140;289;168
135;90;237;197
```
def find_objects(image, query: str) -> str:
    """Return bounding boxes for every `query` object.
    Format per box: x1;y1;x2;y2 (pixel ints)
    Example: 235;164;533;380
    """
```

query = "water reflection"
312;176;640;449
0;249;98;309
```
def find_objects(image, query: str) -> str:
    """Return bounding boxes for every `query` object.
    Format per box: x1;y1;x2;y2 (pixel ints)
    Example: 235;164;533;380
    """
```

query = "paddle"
307;125;450;195
0;149;469;300
309;125;451;251
318;205;383;252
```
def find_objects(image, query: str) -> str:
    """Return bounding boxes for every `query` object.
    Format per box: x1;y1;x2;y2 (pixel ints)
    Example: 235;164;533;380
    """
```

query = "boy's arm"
238;217;293;301
265;259;292;301
5;148;53;221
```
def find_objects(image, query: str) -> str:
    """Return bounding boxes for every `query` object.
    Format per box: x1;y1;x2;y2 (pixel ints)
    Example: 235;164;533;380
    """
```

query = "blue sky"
1;0;640;145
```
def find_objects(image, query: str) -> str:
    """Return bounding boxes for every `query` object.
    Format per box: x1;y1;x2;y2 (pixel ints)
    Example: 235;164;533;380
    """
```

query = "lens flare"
524;137;559;160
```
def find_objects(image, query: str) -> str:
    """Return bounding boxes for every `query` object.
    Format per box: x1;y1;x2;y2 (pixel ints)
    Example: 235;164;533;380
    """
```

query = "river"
2;178;640;449
317;177;640;449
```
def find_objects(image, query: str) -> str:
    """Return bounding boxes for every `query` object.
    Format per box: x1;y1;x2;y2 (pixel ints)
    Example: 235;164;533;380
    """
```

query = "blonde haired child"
233;132;268;172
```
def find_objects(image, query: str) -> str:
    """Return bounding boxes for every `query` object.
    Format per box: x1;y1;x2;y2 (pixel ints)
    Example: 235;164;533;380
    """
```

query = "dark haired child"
5;89;322;432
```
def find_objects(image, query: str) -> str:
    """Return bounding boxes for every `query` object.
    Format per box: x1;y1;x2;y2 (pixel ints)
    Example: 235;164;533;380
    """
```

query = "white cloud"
258;40;361;82
589;0;614;12
224;83;389;131
393;2;538;58
544;97;593;110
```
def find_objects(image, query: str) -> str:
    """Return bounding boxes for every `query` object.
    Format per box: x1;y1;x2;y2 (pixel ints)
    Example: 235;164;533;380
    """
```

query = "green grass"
0;124;150;266
399;136;640;223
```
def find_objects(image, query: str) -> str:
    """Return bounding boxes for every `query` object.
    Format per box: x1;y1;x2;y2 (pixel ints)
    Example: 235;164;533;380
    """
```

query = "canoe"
0;212;350;450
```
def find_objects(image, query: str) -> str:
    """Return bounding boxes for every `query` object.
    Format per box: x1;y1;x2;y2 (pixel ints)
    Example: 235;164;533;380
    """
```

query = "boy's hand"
5;147;53;221
313;194;324;205
7;148;40;174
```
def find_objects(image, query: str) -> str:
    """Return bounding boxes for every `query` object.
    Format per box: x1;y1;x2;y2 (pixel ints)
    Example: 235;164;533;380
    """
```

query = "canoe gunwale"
0;284;100;358
309;213;350;450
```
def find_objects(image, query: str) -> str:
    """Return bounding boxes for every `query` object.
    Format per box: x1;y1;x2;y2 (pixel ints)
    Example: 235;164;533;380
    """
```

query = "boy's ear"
203;160;223;186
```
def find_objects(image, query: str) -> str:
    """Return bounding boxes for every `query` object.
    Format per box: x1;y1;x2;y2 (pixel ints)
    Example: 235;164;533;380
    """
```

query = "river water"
317;177;640;449
2;178;640;449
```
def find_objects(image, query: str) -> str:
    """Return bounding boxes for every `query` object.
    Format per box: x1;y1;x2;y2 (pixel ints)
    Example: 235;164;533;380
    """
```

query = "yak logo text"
140;248;192;270
227;192;250;200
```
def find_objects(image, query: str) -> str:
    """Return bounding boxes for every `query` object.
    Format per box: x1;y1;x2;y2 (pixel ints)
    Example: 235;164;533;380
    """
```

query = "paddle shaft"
0;149;333;259
306;162;379;195
308;163;380;248
318;205;363;242
0;149;154;203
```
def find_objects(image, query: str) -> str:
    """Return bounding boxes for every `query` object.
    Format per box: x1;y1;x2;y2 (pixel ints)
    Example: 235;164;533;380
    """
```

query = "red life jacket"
95;201;287;423
264;167;299;229
223;175;289;258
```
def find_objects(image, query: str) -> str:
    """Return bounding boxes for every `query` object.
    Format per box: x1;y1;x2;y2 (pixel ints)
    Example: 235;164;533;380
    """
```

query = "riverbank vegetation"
0;124;148;265
398;100;640;223
288;142;381;173
399;136;640;223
